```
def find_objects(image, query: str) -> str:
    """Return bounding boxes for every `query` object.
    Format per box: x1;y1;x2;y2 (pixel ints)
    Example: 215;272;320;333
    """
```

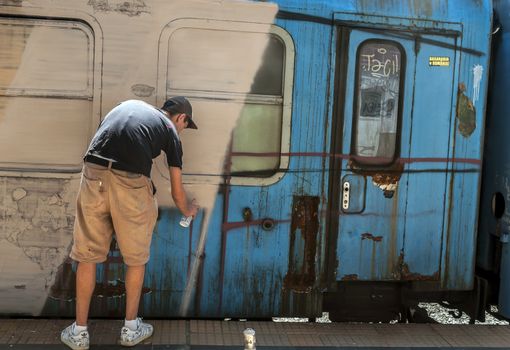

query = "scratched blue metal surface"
194;17;334;317
326;3;490;290
4;0;492;319
402;34;458;281
478;0;510;316
138;0;491;317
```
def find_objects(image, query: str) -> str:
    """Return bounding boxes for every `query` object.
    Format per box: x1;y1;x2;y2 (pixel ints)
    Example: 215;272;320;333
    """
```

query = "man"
61;97;199;349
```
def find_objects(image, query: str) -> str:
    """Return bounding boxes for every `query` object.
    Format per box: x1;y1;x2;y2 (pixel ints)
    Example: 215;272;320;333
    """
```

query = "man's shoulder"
118;99;154;110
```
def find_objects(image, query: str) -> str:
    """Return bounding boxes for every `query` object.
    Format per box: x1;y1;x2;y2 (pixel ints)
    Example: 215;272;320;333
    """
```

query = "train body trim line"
229;152;482;165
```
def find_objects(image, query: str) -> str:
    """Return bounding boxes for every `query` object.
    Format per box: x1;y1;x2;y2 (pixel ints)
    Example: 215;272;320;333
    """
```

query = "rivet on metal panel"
261;218;275;231
242;207;253;222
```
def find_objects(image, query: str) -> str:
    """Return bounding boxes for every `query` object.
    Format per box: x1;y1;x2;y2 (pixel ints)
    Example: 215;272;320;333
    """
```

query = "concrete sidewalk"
1;319;510;349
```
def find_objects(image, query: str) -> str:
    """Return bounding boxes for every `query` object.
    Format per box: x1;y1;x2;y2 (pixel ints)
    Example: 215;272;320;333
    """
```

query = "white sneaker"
119;317;153;346
61;322;89;350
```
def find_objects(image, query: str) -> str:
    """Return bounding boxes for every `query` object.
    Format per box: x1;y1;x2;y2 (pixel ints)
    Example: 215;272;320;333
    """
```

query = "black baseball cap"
161;96;198;129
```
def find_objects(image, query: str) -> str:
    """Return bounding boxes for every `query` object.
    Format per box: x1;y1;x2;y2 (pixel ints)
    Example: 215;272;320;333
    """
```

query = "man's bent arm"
169;166;196;217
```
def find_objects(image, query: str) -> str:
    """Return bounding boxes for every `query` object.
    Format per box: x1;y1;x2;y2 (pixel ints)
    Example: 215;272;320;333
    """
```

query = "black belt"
84;154;129;172
84;154;156;195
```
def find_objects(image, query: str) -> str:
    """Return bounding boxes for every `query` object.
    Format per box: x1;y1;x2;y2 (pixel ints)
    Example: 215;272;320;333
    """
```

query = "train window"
162;21;294;185
352;40;404;165
0;18;93;170
168;29;283;96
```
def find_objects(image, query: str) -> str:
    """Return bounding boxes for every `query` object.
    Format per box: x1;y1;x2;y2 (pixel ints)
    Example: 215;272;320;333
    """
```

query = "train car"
0;0;493;321
477;0;510;320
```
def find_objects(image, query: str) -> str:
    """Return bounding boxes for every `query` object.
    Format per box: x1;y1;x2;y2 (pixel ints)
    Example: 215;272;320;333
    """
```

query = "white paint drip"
473;64;483;107
179;209;211;316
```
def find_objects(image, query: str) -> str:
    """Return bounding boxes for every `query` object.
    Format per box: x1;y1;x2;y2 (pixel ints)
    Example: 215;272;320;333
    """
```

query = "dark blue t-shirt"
86;100;183;177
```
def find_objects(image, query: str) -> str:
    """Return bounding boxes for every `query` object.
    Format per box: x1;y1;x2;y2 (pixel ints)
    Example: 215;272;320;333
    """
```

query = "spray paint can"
179;216;192;228
243;328;256;350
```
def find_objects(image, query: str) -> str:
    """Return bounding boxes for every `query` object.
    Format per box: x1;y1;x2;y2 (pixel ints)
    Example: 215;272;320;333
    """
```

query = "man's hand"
169;166;199;218
187;199;199;218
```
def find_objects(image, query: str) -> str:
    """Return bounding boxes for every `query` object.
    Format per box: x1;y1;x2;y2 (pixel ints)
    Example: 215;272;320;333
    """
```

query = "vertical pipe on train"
499;232;510;318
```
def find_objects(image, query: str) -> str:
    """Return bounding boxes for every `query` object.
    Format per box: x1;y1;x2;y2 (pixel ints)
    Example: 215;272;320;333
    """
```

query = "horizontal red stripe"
230;152;481;165
222;219;291;232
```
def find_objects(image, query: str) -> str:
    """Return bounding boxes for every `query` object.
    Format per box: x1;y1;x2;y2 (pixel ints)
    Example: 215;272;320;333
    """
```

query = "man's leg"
76;262;97;326
125;264;145;320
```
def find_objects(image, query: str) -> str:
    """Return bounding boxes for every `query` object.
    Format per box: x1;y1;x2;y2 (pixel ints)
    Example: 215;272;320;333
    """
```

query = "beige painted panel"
0;19;91;94
0;97;92;167
168;29;283;95
178;99;247;176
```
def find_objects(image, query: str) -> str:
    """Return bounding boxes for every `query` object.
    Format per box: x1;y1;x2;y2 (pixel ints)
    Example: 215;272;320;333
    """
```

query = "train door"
330;24;458;282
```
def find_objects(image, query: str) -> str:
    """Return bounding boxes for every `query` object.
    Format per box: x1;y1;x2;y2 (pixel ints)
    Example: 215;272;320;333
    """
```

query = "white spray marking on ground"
473;64;483;106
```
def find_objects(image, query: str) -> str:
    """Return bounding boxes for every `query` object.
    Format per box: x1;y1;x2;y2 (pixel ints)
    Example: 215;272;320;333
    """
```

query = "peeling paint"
393;252;439;281
350;160;404;197
131;84;155;97
87;0;149;16
361;233;383;242
12;188;26;201
0;176;78;314
456;83;476;137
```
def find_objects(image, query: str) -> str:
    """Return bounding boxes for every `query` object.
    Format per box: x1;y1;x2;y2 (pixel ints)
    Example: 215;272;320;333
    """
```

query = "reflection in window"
354;41;403;164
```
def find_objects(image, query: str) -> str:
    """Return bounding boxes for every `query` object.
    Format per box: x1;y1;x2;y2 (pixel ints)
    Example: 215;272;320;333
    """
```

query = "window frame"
157;19;294;186
0;8;102;176
0;17;94;99
350;39;406;167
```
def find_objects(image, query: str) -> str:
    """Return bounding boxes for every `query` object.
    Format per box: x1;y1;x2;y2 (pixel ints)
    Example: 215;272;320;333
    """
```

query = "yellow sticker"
429;56;450;66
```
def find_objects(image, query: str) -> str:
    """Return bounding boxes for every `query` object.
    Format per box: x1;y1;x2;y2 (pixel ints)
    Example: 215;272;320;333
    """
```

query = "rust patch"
283;196;320;292
456;83;476;137
361;233;383;242
393;252;439;281
401;266;440;281
349;160;404;197
341;274;359;281
88;0;149;16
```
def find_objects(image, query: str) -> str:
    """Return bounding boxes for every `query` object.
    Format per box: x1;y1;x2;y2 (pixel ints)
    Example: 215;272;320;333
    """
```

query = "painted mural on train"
0;0;507;323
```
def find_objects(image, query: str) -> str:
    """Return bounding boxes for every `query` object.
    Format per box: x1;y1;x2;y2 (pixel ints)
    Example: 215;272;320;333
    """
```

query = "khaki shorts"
70;162;158;266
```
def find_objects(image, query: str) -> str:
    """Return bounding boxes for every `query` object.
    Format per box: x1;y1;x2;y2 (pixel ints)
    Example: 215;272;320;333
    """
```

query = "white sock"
73;322;87;335
124;318;138;331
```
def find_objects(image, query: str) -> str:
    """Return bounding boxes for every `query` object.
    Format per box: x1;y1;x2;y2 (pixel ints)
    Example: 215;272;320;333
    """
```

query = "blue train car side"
0;0;496;321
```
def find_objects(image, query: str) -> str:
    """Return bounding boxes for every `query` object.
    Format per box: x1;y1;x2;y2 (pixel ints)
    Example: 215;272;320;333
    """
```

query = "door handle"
342;181;350;210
